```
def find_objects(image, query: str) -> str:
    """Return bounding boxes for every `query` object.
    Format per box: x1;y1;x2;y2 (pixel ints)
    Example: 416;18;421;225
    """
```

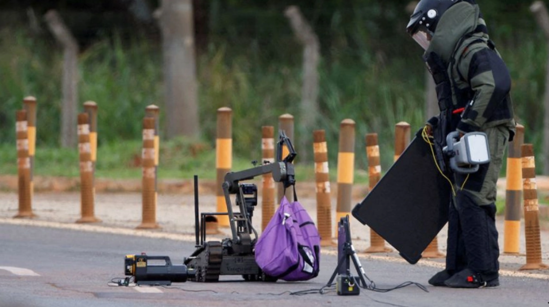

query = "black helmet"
406;0;461;49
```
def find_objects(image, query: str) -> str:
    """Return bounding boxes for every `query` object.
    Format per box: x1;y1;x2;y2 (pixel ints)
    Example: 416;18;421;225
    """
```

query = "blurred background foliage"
0;0;547;179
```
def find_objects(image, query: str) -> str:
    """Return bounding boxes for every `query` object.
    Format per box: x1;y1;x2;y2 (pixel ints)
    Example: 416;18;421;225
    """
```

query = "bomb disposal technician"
406;0;516;288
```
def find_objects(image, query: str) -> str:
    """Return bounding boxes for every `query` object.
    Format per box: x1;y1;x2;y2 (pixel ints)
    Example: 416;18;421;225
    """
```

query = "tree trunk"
159;0;199;139
44;10;78;148
531;1;549;175
285;6;319;162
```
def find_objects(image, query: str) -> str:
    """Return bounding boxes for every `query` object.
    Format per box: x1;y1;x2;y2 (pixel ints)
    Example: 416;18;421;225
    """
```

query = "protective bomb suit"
407;0;516;288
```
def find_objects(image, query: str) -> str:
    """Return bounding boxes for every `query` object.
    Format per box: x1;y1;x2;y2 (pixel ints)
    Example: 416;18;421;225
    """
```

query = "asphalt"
0;178;548;282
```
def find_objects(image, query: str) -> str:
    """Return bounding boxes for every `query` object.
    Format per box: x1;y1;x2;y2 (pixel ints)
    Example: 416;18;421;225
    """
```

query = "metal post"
336;119;355;231
261;126;275;231
519;144;548;270
278;114;294;203
14;110;35;218
313;130;333;246
504;124;524;254
76;113;100;223
138;117;160;229
364;133;391;253
215;107;232;228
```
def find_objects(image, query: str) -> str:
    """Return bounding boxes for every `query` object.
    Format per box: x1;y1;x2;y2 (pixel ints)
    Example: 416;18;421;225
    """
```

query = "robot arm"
223;131;296;193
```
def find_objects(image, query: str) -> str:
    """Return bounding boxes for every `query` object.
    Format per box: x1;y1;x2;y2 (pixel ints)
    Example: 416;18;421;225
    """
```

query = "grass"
0;23;548;181
0;139;369;184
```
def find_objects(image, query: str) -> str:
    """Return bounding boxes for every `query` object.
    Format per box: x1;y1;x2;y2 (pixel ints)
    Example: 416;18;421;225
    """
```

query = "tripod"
325;215;369;295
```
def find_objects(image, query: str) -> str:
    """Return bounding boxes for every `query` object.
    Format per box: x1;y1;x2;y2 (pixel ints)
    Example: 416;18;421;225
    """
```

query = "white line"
0;266;40;276
134;286;163;293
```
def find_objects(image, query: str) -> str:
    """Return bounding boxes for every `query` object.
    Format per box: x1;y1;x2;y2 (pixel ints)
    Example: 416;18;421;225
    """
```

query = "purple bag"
255;195;320;281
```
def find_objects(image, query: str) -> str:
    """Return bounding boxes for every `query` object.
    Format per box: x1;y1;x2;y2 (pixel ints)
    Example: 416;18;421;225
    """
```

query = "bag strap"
283;184;299;202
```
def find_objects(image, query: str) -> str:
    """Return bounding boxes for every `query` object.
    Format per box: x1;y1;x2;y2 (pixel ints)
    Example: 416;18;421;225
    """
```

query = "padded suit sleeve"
456;46;511;133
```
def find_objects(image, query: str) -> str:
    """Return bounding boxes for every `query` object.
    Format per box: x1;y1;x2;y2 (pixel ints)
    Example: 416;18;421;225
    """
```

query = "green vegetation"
0;2;548;181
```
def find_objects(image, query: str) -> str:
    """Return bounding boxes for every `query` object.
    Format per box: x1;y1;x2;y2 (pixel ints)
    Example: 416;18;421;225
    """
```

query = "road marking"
134;286;162;293
0;266;40;276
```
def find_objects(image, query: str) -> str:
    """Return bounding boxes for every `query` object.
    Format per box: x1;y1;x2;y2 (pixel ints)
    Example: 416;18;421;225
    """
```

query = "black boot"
444;268;499;288
428;269;454;287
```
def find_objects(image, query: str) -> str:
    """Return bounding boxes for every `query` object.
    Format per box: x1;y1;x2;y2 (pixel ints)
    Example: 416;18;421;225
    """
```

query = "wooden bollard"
313;130;333;246
145;105;160;227
519;144;548;270
215;107;232;229
145;105;160;167
278;114;295;203
336;119;355;232
83;101;98;166
261;126;275;231
23;97;37;206
137;117;160;229
83;101;98;212
14;110;35;218
364;133;391;253
76;113;100;223
504;124;524;254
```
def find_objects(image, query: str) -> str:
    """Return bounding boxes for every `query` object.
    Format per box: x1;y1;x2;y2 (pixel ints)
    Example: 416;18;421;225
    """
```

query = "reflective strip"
216;195;229;226
314;142;328;153
262;138;274;150
80;161;93;172
77;124;90;135
79;143;91;154
524;199;539;212
523;178;537;190
143;129;155;140
503;220;521;254
522;156;535;169
154;136;159;166
315;161;329;174
337;152;354;184
142;148;155;160
27;126;36;156
16;121;27;132
369;165;381;176
16;139;29;151
216;139;232;168
315;181;331;193
366;145;379;157
506;158;522;190
18;158;30;169
89;132;97;162
143;167;155;178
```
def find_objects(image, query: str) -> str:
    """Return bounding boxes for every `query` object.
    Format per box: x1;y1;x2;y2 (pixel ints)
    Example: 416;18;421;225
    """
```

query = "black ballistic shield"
352;135;451;264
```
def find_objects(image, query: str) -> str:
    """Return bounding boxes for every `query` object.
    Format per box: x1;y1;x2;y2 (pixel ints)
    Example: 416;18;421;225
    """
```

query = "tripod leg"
350;245;369;288
326;253;348;287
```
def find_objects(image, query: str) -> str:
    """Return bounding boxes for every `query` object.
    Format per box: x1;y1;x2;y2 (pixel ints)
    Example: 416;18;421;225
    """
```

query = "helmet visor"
412;30;431;51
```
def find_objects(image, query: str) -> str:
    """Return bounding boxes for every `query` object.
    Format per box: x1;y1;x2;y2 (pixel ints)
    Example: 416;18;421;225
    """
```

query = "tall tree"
285;5;319;162
531;1;549;175
44;10;78;148
159;0;199;139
